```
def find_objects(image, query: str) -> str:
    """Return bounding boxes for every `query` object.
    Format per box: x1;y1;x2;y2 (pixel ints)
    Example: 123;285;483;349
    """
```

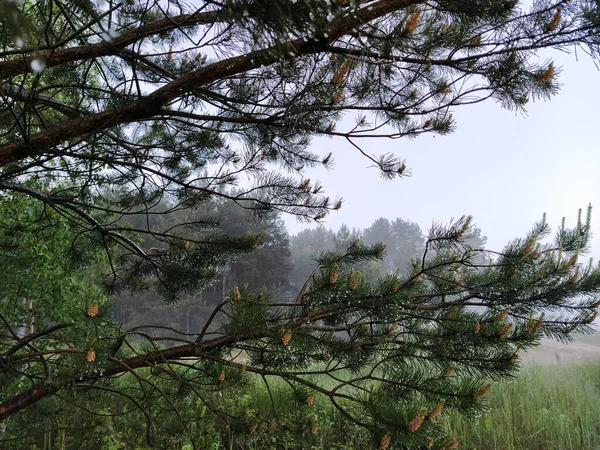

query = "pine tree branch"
1;324;71;359
0;330;264;421
0;9;221;78
0;82;86;118
0;181;148;259
0;0;422;166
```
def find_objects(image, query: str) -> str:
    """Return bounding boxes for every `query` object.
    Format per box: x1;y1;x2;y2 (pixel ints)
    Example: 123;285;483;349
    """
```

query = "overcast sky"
284;49;600;261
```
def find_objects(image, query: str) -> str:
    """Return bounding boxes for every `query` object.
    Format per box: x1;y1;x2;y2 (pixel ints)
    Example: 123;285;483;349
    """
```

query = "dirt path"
522;337;600;365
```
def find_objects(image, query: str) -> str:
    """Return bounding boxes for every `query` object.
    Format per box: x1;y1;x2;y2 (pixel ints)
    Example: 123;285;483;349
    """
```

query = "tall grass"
220;361;600;449
445;363;600;450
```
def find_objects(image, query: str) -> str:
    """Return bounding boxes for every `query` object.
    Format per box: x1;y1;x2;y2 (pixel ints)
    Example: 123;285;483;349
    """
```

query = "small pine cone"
443;367;454;379
537;63;555;84
332;88;344;105
408;410;425;432
349;273;359;291
534;316;544;330
281;332;292;346
473;383;491;400
311;425;318;435
249;424;258;433
511;348;520;363
380;432;391;450
329;266;339;284
332;60;351;84
86;348;96;362
232;287;241;301
469;35;481;46
427;438;435;448
405;10;422;34
474;322;481;334
307;394;314;406
218;371;225;382
443;439;461;450
546;8;561;32
298;178;311;191
494;307;509;321
569;268;580;283
428;400;445;421
183;240;190;249
519;239;535;256
564;253;578;268
499;323;513;339
87;302;99;318
585;312;597;324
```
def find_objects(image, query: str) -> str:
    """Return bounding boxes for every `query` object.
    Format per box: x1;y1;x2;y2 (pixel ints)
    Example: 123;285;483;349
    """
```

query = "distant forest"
112;200;486;335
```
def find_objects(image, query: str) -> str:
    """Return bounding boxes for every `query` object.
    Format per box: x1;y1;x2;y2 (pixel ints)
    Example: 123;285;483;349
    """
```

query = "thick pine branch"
0;0;422;166
0;10;221;78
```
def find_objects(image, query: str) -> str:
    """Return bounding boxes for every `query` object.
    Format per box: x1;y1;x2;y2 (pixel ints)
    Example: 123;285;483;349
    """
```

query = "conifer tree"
2;1;600;448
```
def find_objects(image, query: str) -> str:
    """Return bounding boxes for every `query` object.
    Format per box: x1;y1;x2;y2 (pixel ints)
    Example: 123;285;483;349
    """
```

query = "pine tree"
2;1;600;448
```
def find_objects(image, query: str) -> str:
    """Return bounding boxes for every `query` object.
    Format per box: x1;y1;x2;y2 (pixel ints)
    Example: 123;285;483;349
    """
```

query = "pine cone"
87;302;99;318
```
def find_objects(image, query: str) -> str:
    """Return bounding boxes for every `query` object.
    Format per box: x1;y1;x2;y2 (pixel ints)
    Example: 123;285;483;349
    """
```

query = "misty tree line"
113;200;487;334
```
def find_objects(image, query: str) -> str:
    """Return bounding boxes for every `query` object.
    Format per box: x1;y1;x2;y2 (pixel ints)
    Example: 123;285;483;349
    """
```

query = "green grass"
445;363;600;450
218;361;600;449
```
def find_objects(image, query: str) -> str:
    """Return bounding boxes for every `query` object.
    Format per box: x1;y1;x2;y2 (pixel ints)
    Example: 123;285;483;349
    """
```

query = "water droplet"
108;25;119;39
95;0;108;11
30;59;46;72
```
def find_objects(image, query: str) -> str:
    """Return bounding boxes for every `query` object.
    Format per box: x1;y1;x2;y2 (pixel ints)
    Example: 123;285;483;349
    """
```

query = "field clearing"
445;331;600;450
523;334;600;365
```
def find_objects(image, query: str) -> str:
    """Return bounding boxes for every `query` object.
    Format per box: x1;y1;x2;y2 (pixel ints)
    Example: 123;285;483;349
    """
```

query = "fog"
284;50;600;261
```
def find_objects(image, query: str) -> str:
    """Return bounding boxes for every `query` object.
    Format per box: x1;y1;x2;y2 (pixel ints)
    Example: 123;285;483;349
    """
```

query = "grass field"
442;333;600;450
242;334;600;450
228;337;600;450
445;362;600;450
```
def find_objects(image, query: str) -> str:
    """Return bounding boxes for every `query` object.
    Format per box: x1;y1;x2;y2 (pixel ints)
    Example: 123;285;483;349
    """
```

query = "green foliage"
2;1;600;448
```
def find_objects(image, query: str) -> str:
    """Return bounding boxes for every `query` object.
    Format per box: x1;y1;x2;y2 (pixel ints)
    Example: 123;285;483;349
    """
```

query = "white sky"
284;50;600;261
